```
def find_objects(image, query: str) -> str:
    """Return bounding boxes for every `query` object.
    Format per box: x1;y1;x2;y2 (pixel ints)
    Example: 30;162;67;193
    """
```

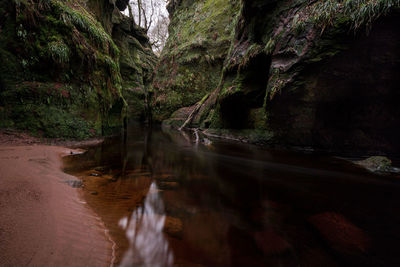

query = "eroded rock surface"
155;0;400;154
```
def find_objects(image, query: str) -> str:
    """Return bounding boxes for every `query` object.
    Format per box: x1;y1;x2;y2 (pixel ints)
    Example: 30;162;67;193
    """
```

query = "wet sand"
0;144;113;266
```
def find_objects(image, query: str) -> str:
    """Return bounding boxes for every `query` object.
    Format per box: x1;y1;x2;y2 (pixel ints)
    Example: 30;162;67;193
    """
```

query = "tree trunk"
137;0;142;27
128;3;136;25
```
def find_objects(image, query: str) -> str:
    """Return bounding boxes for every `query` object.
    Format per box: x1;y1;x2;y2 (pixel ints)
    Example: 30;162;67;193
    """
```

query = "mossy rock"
355;156;393;173
152;0;240;122
0;0;157;137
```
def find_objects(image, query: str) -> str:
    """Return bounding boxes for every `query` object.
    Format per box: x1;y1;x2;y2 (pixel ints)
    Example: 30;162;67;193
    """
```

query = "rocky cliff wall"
0;0;156;138
151;0;240;122
96;0;157;121
159;0;400;154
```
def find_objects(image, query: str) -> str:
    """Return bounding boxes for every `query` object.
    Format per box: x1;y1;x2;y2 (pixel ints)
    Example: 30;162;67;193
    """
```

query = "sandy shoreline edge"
0;139;113;266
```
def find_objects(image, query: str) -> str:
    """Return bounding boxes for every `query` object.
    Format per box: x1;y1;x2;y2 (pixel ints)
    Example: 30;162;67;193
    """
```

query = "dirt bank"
0;141;113;266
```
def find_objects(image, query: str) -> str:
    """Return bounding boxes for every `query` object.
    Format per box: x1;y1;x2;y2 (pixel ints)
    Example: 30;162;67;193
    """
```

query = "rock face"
112;12;157;121
87;0;157;121
0;0;156;138
156;0;400;154
355;156;396;173
152;0;240;122
263;7;400;153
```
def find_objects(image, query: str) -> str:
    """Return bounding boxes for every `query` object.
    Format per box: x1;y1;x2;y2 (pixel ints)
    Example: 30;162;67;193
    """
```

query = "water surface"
63;125;400;267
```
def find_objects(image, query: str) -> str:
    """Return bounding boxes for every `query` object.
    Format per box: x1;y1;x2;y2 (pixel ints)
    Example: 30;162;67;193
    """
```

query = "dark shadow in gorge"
220;52;271;129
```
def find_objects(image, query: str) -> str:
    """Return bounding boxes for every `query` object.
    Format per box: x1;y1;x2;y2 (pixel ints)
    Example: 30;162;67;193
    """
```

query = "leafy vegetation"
152;0;240;121
0;0;127;138
50;0;119;56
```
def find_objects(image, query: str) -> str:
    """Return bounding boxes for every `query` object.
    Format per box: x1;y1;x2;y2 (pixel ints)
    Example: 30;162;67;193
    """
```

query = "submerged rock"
309;212;370;255
163;216;183;238
253;230;292;255
202;138;212;146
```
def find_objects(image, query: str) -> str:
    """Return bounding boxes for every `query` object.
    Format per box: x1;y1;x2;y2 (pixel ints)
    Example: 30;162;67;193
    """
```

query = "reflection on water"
119;182;173;267
63;125;400;267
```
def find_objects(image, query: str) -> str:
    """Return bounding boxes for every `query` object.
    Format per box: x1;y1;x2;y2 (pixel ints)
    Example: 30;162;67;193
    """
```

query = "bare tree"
129;0;157;32
137;0;142;28
126;0;169;53
149;13;168;55
127;3;135;24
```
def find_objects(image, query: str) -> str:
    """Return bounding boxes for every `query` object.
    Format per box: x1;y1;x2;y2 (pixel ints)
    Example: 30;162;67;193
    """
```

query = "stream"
63;125;400;267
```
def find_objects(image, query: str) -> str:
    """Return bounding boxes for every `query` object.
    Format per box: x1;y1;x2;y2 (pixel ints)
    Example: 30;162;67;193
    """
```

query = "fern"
264;38;276;54
50;0;118;57
47;40;70;64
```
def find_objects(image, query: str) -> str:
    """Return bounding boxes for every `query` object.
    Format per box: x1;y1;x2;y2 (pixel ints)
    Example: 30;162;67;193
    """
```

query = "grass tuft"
308;0;400;33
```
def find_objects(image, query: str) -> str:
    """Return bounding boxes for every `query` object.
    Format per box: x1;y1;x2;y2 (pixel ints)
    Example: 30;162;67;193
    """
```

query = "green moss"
208;108;224;129
248;108;267;130
50;0;117;55
0;0;158;137
152;0;240;121
0;81;103;138
1;0;129;136
21;106;94;139
165;0;238;53
356;156;393;172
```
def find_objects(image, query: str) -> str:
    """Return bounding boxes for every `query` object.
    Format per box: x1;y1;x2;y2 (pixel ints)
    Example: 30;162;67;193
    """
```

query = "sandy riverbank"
0;133;113;266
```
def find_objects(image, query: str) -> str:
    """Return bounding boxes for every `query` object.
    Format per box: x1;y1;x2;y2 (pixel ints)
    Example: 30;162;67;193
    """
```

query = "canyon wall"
0;0;156;138
158;0;400;154
152;0;240;122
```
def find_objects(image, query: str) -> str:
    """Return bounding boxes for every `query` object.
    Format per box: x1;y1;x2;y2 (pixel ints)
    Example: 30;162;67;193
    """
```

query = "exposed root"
178;93;209;130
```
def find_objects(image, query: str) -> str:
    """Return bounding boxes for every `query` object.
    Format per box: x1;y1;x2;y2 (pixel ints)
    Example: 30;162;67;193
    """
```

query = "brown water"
63;125;400;267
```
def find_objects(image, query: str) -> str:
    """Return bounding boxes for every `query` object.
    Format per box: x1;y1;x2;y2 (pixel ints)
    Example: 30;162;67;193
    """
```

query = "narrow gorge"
1;0;400;267
1;0;399;154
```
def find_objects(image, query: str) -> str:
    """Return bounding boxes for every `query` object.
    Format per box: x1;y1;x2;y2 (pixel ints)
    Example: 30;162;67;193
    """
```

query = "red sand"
0;142;113;266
